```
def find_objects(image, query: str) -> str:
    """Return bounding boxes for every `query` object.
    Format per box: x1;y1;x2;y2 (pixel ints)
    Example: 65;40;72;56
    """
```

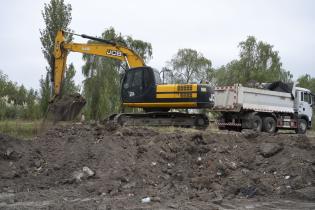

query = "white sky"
0;0;314;89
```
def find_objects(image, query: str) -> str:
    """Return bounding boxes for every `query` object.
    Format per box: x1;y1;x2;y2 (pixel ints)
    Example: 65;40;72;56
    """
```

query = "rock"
242;129;259;139
122;181;136;189
4;148;19;160
114;131;123;137
121;128;133;136
191;134;205;145
294;187;315;201
240;186;257;198
227;161;237;170
151;196;161;202
53;164;61;170
141;197;151;203
216;171;223;176
259;143;283;157
82;166;95;177
72;171;84;182
6;148;14;157
167;204;179;209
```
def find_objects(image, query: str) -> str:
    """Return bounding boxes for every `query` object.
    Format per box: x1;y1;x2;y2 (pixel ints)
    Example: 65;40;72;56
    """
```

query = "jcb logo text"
106;50;122;57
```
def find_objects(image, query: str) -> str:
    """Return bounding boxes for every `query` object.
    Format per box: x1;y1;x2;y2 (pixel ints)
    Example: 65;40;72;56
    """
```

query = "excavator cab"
121;66;158;103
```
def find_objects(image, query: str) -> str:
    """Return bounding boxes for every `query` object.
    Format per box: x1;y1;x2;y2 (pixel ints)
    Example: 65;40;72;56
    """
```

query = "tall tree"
40;0;73;74
39;0;75;116
82;27;152;119
168;49;213;84
215;36;292;85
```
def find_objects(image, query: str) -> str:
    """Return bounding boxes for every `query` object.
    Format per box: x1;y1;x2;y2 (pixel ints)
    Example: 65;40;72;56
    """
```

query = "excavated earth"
1;123;315;209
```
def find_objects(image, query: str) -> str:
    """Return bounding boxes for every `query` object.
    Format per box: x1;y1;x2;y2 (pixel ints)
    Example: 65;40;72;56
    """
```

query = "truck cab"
295;87;313;129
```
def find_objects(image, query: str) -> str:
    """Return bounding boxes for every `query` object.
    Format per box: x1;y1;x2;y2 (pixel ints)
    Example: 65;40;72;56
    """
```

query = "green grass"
0;120;41;139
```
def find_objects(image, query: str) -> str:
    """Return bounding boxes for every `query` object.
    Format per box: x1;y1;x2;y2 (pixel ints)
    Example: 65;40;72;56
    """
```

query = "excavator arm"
48;30;145;122
53;30;145;96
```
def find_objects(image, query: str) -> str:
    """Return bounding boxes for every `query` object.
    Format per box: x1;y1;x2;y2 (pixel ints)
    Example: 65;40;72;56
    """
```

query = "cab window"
133;71;142;88
303;92;311;104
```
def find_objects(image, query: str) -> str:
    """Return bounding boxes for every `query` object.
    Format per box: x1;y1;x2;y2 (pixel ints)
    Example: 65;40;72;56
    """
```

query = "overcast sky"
1;0;314;89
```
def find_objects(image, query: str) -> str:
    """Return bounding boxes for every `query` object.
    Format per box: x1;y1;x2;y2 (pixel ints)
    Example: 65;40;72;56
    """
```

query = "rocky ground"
1;123;315;209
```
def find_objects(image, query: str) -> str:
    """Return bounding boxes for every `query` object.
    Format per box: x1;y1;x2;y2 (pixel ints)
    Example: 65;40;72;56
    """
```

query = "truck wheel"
252;115;262;132
262;117;276;133
295;119;307;134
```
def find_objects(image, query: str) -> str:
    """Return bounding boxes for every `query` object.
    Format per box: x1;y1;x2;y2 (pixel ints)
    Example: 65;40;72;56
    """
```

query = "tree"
168;49;213;84
39;0;74;116
16;85;27;106
215;36;292;85
40;0;73;74
39;73;51;116
82;27;152;119
0;70;40;120
0;70;8;97
61;63;80;95
297;74;315;93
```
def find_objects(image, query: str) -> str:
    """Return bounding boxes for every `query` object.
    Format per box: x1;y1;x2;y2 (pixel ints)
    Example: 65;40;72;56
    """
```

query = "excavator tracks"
106;112;209;129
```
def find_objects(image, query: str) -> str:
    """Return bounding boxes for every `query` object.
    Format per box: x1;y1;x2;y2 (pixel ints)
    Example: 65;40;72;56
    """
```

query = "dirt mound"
1;124;315;208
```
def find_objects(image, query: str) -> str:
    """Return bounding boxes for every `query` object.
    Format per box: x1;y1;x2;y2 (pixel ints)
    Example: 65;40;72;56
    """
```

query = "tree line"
0;70;40;120
0;0;314;121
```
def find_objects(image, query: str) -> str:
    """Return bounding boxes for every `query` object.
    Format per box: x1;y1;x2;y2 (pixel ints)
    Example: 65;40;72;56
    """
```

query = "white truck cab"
295;87;313;129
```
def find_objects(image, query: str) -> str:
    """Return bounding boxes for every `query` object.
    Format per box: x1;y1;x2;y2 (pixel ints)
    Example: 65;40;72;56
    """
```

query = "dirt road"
1;123;315;209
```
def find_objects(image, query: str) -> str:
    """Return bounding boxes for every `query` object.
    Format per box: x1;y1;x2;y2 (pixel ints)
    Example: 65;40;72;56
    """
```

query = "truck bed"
213;84;294;113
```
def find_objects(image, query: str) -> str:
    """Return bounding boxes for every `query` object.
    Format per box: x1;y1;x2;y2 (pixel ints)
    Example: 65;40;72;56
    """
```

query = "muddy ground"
1;123;315;209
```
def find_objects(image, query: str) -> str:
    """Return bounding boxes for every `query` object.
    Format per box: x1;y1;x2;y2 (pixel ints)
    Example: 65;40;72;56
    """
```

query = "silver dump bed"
213;84;294;113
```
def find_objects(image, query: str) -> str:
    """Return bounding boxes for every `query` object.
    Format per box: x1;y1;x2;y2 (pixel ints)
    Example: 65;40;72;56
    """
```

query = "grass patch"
0;120;41;139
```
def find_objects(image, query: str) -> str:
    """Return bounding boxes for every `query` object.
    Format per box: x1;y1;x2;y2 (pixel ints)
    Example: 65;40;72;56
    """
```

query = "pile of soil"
1;124;315;209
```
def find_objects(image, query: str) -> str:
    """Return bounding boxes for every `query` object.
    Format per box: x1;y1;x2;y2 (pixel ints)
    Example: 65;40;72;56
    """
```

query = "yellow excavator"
50;30;213;128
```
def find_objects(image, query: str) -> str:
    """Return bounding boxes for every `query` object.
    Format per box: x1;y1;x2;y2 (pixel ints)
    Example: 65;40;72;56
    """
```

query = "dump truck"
213;82;313;133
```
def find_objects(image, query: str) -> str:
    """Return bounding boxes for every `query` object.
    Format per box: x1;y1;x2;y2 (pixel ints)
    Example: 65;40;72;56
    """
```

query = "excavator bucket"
46;93;86;122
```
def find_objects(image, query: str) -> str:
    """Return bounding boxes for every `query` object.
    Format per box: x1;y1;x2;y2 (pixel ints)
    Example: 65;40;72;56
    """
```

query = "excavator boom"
53;30;145;96
49;30;144;122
